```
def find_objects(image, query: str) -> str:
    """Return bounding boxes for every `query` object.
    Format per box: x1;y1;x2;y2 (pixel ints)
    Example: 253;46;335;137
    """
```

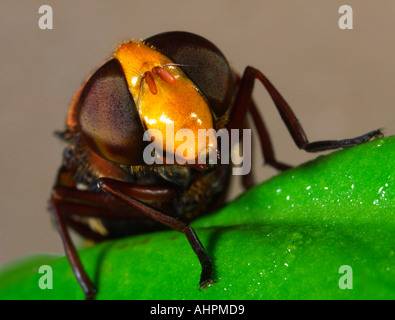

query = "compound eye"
145;31;234;119
76;58;146;165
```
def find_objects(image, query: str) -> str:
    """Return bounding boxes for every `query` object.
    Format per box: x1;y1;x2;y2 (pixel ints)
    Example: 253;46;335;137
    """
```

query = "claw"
199;277;216;290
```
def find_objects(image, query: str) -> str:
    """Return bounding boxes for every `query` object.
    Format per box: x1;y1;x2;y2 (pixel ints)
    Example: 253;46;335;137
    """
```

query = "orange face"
114;41;216;163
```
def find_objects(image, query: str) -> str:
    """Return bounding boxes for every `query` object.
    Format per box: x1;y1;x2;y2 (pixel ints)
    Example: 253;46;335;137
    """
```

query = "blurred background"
0;0;394;264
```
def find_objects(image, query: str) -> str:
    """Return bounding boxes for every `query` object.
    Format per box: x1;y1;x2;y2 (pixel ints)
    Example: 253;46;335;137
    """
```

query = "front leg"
229;67;383;159
97;177;215;288
51;175;213;299
50;194;97;300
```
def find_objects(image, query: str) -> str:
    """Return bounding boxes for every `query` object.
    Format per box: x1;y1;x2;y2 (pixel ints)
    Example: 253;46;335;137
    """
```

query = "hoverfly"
50;31;382;299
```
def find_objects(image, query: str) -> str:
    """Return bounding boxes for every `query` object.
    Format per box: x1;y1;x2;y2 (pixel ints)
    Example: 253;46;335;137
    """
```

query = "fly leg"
97;177;215;289
50;177;180;299
228;66;383;162
50;193;97;300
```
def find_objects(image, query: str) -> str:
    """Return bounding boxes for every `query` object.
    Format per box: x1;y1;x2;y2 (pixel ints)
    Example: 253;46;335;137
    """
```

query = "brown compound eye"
144;31;235;119
76;58;146;166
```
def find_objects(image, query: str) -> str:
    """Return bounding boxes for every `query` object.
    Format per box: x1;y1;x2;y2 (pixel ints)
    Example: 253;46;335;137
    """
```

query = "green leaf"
0;136;394;299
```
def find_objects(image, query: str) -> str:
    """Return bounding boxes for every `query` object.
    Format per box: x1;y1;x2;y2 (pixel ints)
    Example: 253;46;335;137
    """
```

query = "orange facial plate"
114;41;216;163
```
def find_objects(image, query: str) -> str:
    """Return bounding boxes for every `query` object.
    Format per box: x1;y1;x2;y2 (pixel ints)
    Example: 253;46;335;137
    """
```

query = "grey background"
1;0;394;264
